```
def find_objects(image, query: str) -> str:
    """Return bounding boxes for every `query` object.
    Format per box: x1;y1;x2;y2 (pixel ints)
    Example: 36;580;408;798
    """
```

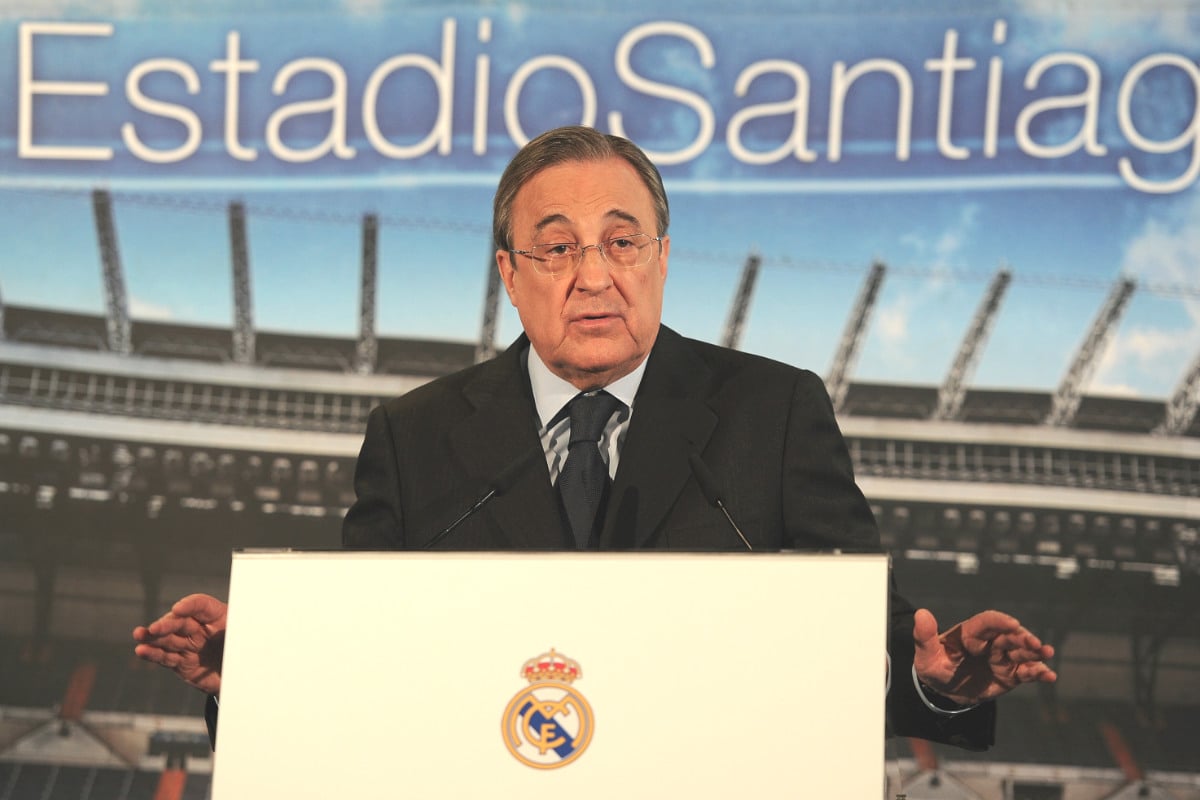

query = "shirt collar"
527;346;648;431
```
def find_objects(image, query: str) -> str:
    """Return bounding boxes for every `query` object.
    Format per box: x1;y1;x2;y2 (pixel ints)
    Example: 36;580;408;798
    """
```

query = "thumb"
913;608;940;653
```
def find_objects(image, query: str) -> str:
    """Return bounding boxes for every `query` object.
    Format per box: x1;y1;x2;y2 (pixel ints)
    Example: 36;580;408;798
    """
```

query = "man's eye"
608;237;634;250
541;244;574;258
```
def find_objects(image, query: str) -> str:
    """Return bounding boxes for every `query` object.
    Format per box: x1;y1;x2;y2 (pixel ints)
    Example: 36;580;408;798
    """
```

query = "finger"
1015;661;1057;684
170;594;227;625
142;610;186;636
912;608;940;651
141;595;225;636
137;631;205;654
959;610;1024;643
159;650;195;671
1000;638;1056;662
1002;647;1050;665
146;613;212;639
986;629;1045;654
134;643;195;669
133;643;162;663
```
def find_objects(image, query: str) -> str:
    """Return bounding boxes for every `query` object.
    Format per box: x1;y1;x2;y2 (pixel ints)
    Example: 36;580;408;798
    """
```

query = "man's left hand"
912;608;1057;706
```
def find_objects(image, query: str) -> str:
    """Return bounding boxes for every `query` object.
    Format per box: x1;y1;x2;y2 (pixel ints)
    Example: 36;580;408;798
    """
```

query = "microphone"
687;453;753;551
423;445;541;550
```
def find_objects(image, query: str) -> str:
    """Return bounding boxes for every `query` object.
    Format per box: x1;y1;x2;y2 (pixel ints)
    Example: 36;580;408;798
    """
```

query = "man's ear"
497;250;518;306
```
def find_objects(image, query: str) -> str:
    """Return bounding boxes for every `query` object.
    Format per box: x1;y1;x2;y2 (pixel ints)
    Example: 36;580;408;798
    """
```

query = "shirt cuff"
911;664;980;717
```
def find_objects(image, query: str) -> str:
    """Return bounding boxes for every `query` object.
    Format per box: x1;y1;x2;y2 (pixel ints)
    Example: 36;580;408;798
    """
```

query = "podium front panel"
213;550;888;799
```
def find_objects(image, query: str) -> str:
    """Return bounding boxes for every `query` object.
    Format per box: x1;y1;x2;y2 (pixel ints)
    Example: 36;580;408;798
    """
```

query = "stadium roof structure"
3;302;1194;438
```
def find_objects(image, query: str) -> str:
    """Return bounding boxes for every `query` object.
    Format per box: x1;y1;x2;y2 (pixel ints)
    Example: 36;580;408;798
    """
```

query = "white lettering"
829;59;913;162
1117;53;1200;194
122;59;202;164
363;18;456;159
504;55;597;146
266;58;355;163
474;18;492;156
726;59;816;165
984;19;1007;158
18;21;114;161
209;31;260;162
609;21;715;166
924;29;975;160
1015;53;1106;159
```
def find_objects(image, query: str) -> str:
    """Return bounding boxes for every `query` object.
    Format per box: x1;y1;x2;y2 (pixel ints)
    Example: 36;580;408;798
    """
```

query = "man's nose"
573;245;613;289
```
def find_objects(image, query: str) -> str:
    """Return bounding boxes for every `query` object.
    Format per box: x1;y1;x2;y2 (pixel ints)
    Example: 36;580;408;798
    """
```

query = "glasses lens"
602;234;652;269
530;243;579;275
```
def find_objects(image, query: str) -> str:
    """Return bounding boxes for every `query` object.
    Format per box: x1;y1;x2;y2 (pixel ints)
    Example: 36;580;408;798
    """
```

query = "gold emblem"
501;648;594;769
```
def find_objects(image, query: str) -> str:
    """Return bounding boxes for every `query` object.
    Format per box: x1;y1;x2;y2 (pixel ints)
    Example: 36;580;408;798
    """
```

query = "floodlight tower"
720;251;762;350
355;214;379;375
92;189;132;355
1156;349;1200;435
229;201;256;365
826;261;886;414
477;252;502;363
933;268;1012;421
1045;278;1136;427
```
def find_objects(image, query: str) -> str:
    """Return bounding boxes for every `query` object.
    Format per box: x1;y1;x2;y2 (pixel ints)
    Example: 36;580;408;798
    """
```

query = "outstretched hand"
913;608;1056;706
132;593;228;695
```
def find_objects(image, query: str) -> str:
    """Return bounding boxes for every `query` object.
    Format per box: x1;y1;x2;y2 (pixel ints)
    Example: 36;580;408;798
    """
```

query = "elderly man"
134;125;1055;748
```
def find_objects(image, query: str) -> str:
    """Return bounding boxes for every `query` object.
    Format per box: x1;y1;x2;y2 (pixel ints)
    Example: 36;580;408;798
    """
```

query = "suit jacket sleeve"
342;404;406;549
782;370;996;749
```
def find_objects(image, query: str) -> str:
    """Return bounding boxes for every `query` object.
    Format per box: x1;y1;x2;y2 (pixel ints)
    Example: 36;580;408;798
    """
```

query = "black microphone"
688;453;753;551
423;445;541;550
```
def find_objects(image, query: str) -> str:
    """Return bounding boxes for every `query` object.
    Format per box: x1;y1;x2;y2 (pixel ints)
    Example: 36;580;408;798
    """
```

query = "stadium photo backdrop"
1;2;1198;798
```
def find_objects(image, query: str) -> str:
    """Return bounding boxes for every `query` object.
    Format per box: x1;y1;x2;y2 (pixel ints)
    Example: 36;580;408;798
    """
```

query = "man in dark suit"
135;125;1056;749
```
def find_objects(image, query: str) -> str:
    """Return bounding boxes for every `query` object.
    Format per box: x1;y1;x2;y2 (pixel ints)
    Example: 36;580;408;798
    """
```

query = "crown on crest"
521;648;582;684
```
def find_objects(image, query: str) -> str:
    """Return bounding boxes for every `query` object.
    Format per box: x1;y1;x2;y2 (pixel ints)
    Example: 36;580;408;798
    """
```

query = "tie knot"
567;391;622;445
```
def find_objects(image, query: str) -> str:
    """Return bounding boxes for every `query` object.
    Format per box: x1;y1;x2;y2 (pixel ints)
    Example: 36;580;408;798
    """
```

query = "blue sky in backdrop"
1;0;1199;397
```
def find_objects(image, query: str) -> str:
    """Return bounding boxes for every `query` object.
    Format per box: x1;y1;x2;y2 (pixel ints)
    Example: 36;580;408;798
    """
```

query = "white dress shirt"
526;347;647;484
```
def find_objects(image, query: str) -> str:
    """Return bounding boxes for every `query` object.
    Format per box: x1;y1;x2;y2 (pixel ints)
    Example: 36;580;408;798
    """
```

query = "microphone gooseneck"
687;453;753;551
423;445;541;550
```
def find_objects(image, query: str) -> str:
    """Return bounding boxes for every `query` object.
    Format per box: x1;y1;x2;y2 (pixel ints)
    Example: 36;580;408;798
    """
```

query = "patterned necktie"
557;391;623;549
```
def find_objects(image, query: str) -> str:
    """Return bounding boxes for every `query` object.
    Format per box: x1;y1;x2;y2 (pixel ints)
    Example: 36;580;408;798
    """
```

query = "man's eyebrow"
606;209;641;227
533;209;641;235
533;213;569;234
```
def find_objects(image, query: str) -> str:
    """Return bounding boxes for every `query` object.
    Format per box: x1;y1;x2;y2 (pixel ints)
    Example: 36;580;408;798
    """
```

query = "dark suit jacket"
342;325;995;748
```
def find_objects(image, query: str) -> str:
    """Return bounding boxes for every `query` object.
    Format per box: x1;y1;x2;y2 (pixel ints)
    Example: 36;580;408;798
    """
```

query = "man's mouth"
570;311;620;322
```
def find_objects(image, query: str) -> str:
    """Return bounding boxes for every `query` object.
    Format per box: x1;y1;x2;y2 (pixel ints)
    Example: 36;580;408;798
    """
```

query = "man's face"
497;157;669;390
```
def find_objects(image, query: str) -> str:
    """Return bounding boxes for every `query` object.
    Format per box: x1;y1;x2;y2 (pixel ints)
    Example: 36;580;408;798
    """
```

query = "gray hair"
492;126;670;252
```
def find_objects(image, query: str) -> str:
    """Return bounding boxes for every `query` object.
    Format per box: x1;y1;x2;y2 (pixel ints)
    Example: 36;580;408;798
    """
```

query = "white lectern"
213;550;888;798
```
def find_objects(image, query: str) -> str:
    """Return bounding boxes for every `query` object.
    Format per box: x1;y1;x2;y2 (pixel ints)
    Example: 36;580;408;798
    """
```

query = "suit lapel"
599;327;717;549
448;337;568;549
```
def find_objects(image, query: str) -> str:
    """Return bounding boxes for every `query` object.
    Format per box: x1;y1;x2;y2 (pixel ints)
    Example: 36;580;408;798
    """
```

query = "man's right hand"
132;593;227;695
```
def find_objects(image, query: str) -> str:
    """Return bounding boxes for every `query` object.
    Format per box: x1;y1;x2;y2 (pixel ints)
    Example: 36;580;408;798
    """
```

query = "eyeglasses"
509;233;663;277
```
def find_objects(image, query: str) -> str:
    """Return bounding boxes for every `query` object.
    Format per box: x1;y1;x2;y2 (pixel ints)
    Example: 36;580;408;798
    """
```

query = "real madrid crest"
501;648;594;769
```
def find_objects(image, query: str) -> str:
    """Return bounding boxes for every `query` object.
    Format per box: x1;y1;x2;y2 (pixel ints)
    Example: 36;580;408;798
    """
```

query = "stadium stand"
1;298;1197;798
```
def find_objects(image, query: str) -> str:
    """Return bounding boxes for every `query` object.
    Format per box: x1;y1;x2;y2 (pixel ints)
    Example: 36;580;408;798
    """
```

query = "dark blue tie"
557;391;622;548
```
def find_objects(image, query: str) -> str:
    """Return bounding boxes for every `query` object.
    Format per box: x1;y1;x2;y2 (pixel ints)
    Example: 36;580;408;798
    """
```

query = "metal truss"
720;251;761;350
1157;350;1200;436
91;190;131;355
476;252;501;363
934;268;1011;421
1046;278;1136;427
355;214;379;375
827;261;886;413
229;202;256;365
